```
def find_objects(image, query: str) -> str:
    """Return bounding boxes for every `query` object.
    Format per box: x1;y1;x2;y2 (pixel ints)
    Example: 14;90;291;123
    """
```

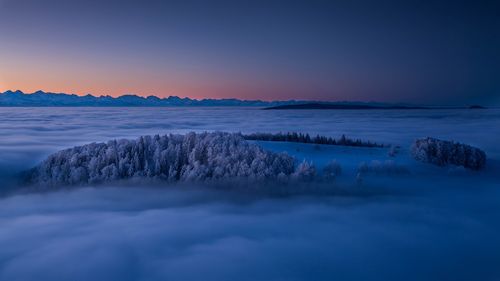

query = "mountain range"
0;90;306;107
0;90;482;108
0;90;394;107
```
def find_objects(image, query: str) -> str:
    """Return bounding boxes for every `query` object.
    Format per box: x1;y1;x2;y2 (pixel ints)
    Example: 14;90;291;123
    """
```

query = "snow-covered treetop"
25;132;319;187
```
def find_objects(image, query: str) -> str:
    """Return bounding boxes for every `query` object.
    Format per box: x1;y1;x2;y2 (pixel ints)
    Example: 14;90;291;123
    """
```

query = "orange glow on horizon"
0;50;342;102
0;69;340;101
0;40;346;102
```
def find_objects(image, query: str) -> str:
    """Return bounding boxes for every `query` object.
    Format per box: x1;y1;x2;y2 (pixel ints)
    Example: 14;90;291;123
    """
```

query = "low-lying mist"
1;180;499;281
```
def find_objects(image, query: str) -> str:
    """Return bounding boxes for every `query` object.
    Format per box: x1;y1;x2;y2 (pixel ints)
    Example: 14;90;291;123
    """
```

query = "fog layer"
0;108;499;280
1;182;499;281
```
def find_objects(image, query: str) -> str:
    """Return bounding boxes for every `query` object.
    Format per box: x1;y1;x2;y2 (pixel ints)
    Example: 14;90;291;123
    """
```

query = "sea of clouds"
1;181;499;281
0;107;499;280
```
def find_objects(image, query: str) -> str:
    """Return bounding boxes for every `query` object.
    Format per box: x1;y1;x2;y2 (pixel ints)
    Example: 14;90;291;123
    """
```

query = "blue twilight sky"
0;0;499;105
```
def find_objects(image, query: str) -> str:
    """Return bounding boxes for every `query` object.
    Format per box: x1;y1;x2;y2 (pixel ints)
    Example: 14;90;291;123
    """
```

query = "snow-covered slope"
257;139;495;188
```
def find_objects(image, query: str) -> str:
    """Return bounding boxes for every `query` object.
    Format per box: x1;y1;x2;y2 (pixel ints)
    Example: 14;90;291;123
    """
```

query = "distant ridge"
0;90;393;107
264;103;427;110
263;103;483;110
0;90;484;108
0;90;292;107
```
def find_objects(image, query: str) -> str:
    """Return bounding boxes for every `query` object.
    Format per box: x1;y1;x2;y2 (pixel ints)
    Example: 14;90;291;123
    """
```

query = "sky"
0;0;499;105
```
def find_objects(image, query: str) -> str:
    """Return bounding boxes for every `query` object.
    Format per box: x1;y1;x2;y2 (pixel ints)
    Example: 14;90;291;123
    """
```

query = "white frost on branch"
25;132;302;186
292;160;317;181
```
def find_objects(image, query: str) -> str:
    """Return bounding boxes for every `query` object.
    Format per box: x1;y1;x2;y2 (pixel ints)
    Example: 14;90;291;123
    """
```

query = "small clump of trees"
411;137;486;170
323;160;342;180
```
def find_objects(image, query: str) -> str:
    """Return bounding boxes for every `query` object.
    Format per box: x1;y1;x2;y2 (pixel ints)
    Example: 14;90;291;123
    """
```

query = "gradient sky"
0;0;499;105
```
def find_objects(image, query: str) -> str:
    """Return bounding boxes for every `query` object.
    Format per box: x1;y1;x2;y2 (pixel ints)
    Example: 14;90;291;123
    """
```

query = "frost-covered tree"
25;132;306;186
411;137;486;170
387;145;400;157
292;160;317;181
323;160;341;180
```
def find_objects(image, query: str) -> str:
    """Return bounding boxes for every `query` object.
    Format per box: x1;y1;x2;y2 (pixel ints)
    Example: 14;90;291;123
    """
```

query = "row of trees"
243;132;384;148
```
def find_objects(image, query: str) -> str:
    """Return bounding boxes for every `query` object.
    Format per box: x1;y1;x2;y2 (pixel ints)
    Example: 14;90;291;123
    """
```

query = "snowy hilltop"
24;132;319;186
23;131;489;188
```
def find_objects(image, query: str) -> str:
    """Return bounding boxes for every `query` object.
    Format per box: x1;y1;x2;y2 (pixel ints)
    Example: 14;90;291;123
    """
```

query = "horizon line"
0;89;494;107
0;89;389;105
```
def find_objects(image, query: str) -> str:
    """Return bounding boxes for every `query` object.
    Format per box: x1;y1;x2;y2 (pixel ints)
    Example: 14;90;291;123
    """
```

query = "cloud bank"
1;182;499;281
